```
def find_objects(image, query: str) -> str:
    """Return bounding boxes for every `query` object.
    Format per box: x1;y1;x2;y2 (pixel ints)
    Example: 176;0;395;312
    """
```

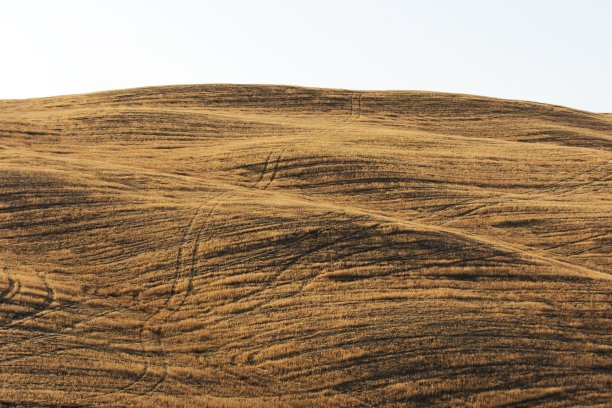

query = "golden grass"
0;85;610;407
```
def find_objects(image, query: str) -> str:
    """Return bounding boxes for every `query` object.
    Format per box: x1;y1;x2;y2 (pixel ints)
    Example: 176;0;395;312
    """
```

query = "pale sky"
1;0;610;112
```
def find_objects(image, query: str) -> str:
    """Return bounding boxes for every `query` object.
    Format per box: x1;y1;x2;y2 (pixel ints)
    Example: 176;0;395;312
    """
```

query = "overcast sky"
1;0;610;111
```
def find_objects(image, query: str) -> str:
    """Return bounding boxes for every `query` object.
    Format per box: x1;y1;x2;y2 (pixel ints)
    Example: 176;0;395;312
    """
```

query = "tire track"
556;164;611;197
225;182;611;282
0;266;18;305
206;223;379;329
119;203;210;396
436;200;497;226
256;93;360;192
536;161;610;196
311;196;612;281
0;268;55;330
165;201;211;309
208;92;366;317
153;193;250;396
352;93;362;120
290;227;378;297
262;150;286;190
142;194;230;397
0;294;130;352
84;202;213;400
170;201;220;315
109;193;224;398
247;225;376;311
253;151;273;188
11;300;160;404
144;329;167;394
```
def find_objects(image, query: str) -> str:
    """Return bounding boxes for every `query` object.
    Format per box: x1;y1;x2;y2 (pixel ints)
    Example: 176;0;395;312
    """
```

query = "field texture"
0;85;610;407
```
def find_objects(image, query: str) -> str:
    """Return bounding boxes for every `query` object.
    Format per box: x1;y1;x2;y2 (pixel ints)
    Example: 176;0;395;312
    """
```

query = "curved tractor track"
0;267;55;330
0;266;18;306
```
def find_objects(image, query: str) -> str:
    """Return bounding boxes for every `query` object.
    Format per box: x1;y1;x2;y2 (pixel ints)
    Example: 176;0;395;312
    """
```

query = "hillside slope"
0;85;610;407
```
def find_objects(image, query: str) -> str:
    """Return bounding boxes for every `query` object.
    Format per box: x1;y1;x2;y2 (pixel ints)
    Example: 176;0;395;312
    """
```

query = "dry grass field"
0;85;610;407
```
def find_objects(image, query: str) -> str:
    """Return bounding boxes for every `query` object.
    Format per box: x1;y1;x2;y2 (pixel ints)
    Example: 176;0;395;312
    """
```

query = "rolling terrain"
0;85;610;407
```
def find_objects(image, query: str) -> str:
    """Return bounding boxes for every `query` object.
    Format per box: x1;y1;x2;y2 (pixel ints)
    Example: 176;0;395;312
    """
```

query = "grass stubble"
0;85;610;407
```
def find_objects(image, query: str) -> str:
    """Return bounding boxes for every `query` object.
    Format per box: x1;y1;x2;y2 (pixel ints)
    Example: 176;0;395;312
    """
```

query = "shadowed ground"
0;85;610;407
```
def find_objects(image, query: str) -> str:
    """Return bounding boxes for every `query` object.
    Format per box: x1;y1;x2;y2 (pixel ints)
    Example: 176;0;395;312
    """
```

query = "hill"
0;85;610;407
